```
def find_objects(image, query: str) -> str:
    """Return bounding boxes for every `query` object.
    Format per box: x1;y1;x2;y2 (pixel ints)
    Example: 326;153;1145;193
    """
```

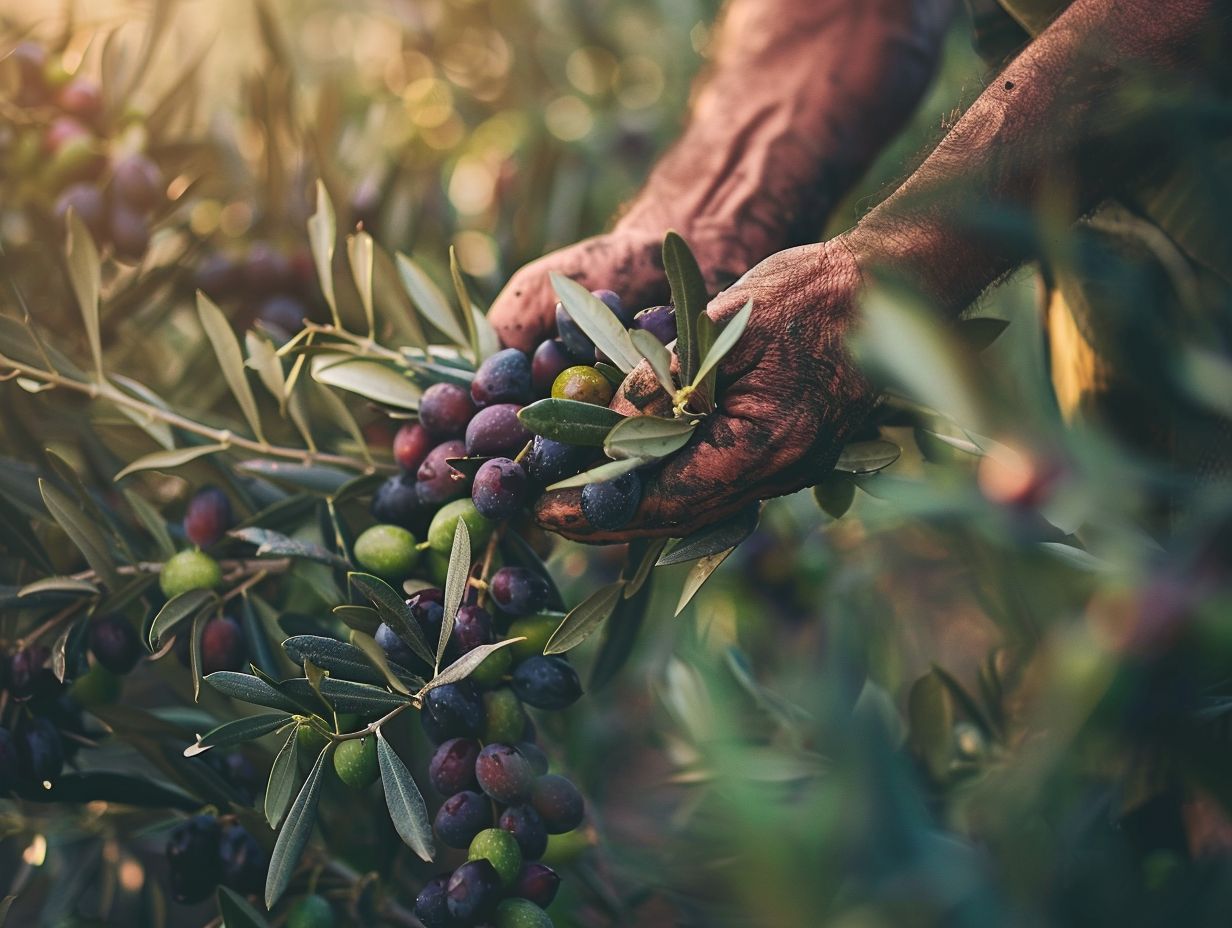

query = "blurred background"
4;1;1232;927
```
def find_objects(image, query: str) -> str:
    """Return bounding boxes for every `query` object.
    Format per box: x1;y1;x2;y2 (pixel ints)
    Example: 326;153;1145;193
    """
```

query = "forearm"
617;0;953;278
844;0;1225;312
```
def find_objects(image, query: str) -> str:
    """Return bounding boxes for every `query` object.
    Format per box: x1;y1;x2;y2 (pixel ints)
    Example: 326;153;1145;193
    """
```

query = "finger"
489;268;558;353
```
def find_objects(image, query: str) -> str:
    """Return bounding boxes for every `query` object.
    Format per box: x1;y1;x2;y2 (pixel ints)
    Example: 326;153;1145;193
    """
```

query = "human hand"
533;239;876;542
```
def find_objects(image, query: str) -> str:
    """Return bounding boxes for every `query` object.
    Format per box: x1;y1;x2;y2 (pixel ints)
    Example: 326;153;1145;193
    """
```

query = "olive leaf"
310;353;421;410
113;443;229;482
205;672;306;713
198;292;267;444
229;527;351;569
544;581;625;655
350;631;419;695
396;253;468;348
449;246;483;364
518;398;624;447
318;678;413;716
445;456;494;479
333;604;381;636
376;729;435;861
833;440;901;475
39;479;117;587
813;474;856;519
245;330;287;415
1038;542;1111;572
307;179;340;327
657;505;760;566
189;713;291;753
958;316;1010;352
692;299;752;391
629;328;676;396
282;636;387;685
675;547;736;616
264;727;301;829
348;572;436;666
189;609;208;703
147;589;217;650
423;638;524;691
347;230;376;339
313;377;375;469
603;415;695;462
663;231;708;385
373;242;430;354
549;273;642;373
237;460;353;495
545;457;645;492
65;210;103;380
18;577;98;597
439;518;471;670
217;885;270;928
590;570;653;690
265;744;332;908
624;537;667;599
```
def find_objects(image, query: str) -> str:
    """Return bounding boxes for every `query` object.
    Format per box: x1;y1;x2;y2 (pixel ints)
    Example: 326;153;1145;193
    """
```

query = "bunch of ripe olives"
0;42;166;262
194;241;326;345
364;288;675;572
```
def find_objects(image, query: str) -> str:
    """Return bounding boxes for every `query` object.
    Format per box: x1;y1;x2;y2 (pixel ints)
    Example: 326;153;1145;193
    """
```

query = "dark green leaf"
230;527;352;569
318;677;413;716
282;635;386;685
349;572;435;666
241;593;283;679
18;576;98;597
545;582;625;655
39;478;117;587
833;440;901;475
148;589;217;650
236;460;353;495
123;488;175;558
113;443;229;481
439;519;471;668
930;663;997;740
594;362;626;388
333;604;381;636
517;399;624;447
958;316;1009;352
265;744;331;908
813;474;856;519
603;416;695;462
192;713;291;752
206;672;305;713
376;729;435;861
350;631;418;694
663;231;708;385
265;727;300;829
624;537;667;599
217;885;270;928
657;505;760;566
190;609;207;703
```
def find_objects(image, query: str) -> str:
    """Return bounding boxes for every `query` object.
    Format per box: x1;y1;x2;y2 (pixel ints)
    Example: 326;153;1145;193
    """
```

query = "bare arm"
490;0;953;351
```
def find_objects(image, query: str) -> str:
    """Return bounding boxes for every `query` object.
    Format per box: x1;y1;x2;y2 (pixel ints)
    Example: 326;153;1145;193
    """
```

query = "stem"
302;323;406;365
474;525;503;609
0;355;377;473
330;702;415;741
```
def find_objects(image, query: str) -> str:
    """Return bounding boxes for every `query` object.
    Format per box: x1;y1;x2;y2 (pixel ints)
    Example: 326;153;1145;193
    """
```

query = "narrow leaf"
229;527;351;569
657;505;760;565
333;604;381;636
624;537;667;599
192;713;291;752
348;231;376;339
376;729;435;861
546;457;645;491
39;479;117;587
348;572;435;666
18;577;98;597
675;547;736;615
373;242;430;354
123;488;174;558
307;180;339;326
603;415;695;462
663;231;708;384
65;210;103;379
282;635;387;685
198;292;266;443
310;353;421;410
264;727;300;828
245;330;288;415
148;589;217;650
318;677;412;716
439;518;471;669
350;631;417;694
396;253;467;347
189;609;207;703
550;273;642;373
206;672;305;713
114;443;229;481
217;885;270;928
450;246;482;363
265;745;331;908
629;328;676;396
518;398;624;447
545;581;625;654
425;638;524;691
833;440;901;475
692;299;753;388
813;474;856;519
236;460;352;495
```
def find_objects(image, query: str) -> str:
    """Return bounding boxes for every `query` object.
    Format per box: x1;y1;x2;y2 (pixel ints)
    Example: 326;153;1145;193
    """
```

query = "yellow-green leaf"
197;292;266;443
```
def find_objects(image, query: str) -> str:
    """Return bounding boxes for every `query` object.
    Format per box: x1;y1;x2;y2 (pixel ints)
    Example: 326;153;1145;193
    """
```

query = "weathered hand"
534;240;876;542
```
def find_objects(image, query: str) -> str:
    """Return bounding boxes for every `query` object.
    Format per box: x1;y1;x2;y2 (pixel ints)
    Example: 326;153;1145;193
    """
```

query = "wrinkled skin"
535;242;875;542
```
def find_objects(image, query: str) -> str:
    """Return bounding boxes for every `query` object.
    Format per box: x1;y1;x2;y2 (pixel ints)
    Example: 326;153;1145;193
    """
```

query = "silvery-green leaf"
350;631;418;695
450;246;482;363
657;505;760;566
376;729;435;861
396;253;467;347
833;440;901;475
603;415;695;462
318;677;412;715
518;398;624;447
310;353;421;409
236;460;352;495
550;273;642;373
307;180;339;326
663;232;708;384
113;442;229;481
347;231;376;338
245;330;287;415
205;672;305;713
348;572;435;666
65;210;102;379
692;299;753;389
544;581;624;654
282;635;386;685
148;589;217;650
192;713;291;752
424;638;524;691
373;242;430;354
312;380;373;467
629;328;676;395
674;547;735;616
439;518;471;669
229;527;351;569
198;292;267;443
39;479;117;587
472;304;501;362
546;457;645;491
265;744;331;907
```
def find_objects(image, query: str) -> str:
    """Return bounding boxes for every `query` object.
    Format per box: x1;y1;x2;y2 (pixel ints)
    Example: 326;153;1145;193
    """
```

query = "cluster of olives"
1;42;166;261
164;812;269;905
194;242;325;345
363;289;675;577
162;486;248;674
